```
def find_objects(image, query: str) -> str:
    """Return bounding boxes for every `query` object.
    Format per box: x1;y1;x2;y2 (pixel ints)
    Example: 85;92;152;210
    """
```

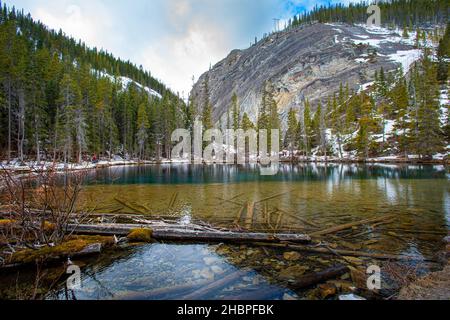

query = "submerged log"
68;223;311;243
114;198;147;215
182;270;248;300
114;280;211;300
309;215;395;237
253;242;436;262
290;265;349;289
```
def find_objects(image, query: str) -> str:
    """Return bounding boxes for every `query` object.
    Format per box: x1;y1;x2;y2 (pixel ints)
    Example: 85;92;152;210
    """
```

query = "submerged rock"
318;283;337;299
283;251;302;261
339;294;366;300
211;266;225;274
279;265;309;280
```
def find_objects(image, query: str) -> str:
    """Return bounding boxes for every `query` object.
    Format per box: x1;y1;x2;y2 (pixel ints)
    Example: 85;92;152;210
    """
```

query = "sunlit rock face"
190;22;420;130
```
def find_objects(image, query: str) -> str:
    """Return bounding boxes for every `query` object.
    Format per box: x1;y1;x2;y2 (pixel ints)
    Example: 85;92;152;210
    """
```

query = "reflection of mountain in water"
48;244;296;300
85;164;448;185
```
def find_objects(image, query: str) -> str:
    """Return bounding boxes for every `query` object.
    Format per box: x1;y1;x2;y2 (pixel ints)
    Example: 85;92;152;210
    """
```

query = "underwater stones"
215;246;231;255
339;241;362;251
283;251;302;261
196;268;215;281
279;265;309;280
203;257;220;265
282;293;298;300
317;283;337;299
342;256;364;265
211;266;225;274
127;228;154;243
327;280;355;293
339;293;366;300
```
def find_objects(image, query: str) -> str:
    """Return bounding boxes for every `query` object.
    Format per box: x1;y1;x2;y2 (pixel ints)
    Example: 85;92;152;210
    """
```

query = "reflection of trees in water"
83;164;447;185
45;248;136;300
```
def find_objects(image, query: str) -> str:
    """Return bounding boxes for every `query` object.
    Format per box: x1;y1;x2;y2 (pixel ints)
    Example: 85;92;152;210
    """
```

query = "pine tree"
202;75;213;130
136;102;149;160
231;93;240;130
303;99;312;156
57;72;82;163
391;74;410;157
414;51;444;158
356;94;375;159
330;95;343;158
242;112;255;131
286;108;298;160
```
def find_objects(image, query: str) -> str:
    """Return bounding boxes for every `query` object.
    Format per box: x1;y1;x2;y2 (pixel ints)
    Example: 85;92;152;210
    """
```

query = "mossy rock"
127;228;154;243
8;235;115;265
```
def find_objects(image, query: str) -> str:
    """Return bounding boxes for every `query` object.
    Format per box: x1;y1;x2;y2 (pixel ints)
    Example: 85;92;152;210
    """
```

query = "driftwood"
253;242;436;262
290;265;350;289
244;202;255;229
168;192;179;209
68;223;311;243
114;280;211;300
113;197;147;215
255;190;294;204
309;215;395;237
182;270;248;300
276;207;320;228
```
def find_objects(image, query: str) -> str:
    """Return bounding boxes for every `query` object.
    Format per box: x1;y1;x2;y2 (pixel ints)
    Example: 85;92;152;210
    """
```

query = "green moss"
0;219;16;227
127;228;154;243
9;235;115;265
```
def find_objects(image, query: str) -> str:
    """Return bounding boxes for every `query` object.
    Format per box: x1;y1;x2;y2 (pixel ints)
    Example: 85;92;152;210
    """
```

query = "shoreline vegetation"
0;0;448;300
1;163;448;300
0;155;448;174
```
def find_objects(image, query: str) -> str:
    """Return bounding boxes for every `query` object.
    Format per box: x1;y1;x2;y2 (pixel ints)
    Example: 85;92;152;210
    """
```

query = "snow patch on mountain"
387;50;422;73
95;70;162;99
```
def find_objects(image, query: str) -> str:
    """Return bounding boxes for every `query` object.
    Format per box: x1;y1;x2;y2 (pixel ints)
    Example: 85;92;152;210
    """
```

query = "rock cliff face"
191;23;420;130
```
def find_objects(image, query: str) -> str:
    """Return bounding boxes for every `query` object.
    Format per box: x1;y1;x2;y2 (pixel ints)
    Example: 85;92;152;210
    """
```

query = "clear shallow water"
79;164;450;258
46;244;298;300
1;163;449;300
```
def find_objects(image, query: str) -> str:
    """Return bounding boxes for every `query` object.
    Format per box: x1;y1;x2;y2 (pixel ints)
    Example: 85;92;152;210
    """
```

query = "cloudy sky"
6;0;358;96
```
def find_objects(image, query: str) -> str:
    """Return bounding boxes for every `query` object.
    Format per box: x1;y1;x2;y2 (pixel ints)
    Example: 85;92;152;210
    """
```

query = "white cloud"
8;0;365;95
33;1;120;52
139;20;231;97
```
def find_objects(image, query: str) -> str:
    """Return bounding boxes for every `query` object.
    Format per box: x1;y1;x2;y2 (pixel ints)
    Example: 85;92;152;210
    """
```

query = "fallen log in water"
68;223;311;243
253;242;436;262
290;265;350;289
181;270;248;300
114;280;211;300
309;215;395;237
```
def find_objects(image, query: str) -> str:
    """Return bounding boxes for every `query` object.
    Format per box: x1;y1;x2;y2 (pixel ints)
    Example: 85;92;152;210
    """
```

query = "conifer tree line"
0;2;186;163
286;0;448;29
226;23;449;160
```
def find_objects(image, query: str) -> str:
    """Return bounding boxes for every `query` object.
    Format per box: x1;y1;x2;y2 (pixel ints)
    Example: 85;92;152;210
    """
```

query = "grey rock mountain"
190;22;420;130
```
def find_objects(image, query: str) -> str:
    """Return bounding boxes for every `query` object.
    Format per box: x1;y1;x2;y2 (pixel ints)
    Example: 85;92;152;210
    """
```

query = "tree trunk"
337;133;343;159
17;86;26;162
290;265;349;289
7;78;12;162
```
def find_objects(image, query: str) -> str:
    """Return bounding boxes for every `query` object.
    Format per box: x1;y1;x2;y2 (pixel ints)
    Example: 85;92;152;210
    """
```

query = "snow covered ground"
94;70;162;99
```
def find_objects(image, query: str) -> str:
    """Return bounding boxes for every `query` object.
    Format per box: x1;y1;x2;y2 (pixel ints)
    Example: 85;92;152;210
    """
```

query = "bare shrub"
0;163;90;255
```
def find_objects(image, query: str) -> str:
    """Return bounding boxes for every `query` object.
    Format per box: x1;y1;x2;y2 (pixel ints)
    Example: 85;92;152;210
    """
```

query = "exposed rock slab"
191;23;419;129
